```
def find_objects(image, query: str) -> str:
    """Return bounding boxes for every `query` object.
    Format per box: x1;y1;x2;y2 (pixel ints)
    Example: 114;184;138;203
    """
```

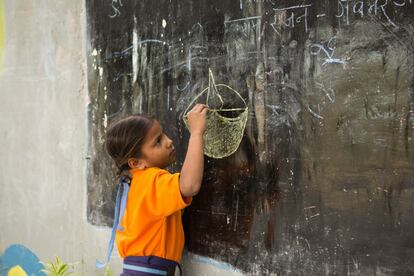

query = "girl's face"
139;120;176;169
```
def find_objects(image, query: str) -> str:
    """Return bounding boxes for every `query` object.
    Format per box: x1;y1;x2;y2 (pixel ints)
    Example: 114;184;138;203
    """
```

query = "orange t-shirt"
115;167;191;262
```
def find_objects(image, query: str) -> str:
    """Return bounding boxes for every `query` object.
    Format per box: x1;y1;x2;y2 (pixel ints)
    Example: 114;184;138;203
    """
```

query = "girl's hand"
187;104;208;135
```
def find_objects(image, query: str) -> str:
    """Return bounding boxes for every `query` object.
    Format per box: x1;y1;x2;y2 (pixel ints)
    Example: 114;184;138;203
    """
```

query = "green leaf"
41;256;75;276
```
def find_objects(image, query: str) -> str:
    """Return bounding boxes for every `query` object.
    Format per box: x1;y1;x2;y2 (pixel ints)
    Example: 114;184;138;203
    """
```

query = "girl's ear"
127;158;146;169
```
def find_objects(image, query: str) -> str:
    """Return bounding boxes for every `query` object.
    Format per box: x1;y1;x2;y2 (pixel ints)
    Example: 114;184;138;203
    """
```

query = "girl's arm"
180;104;208;197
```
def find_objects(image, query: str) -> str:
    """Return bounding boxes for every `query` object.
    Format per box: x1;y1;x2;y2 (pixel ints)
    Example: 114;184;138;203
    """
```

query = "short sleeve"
146;169;191;216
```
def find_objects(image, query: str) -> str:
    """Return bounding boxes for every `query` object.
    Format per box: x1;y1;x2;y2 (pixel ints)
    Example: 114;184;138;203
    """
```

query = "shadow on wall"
0;244;45;276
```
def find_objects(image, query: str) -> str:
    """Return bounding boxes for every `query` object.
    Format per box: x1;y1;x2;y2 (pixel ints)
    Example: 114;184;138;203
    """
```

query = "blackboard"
86;1;414;274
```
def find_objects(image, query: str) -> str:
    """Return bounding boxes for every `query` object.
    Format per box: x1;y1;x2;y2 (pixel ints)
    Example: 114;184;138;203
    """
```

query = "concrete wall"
0;1;240;275
0;0;95;274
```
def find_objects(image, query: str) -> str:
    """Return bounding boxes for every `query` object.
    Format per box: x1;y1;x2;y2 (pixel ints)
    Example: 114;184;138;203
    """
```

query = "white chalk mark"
132;17;138;85
316;83;336;103
138;39;165;45
188;45;208;72
310;36;346;65
167;86;170;110
107;103;126;118
317;13;326;17
224;16;262;24
393;0;405;6
190;23;204;34
270;22;280;35
176;81;190;91
308;106;324;119
188;48;192;73
105;39;166;62
234;194;239;232
295;6;309;32
297;237;311;250
120;45;133;53
380;2;398;28
120;40;165;54
337;0;351;25
273;4;312;11
322;58;346;65
272;4;311;33
353;1;364;17
393;0;408;6
304;206;320;220
266;104;283;115
109;0;122;18
368;0;398;28
334;0;404;28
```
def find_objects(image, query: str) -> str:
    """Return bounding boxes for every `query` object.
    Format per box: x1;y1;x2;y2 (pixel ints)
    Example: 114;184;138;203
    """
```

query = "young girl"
97;104;208;275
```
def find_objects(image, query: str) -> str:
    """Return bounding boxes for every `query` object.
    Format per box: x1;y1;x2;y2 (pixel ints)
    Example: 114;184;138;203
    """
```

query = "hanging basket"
183;69;248;159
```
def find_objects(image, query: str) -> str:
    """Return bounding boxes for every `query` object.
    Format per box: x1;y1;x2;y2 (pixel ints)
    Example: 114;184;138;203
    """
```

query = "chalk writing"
393;0;412;6
367;0;397;27
109;0;123;18
104;40;166;61
225;16;262;24
225;16;262;39
272;4;312;34
267;0;412;35
310;36;346;65
336;0;412;27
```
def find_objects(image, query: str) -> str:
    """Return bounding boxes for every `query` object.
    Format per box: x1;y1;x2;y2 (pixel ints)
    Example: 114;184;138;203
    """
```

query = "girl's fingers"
191;104;208;113
190;104;199;112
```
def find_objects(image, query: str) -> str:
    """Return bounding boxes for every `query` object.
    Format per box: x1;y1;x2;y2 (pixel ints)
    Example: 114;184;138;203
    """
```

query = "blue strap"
117;181;129;231
123;264;168;275
96;178;130;268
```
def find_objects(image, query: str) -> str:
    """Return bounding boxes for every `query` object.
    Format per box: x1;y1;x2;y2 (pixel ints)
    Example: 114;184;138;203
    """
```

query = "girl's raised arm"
179;104;208;197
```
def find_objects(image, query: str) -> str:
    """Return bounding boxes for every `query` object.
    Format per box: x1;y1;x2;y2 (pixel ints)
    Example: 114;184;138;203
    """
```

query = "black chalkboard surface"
86;1;414;274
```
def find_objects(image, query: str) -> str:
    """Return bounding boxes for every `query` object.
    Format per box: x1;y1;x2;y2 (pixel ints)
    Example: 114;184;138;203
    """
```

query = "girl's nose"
166;136;173;147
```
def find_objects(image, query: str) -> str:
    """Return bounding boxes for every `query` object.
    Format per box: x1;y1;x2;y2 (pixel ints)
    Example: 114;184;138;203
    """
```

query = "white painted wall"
0;1;244;275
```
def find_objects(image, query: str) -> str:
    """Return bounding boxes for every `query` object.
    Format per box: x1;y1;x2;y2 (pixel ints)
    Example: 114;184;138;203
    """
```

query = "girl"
97;104;208;275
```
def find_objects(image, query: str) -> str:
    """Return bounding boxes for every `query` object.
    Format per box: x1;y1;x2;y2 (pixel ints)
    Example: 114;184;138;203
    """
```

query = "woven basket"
183;69;248;159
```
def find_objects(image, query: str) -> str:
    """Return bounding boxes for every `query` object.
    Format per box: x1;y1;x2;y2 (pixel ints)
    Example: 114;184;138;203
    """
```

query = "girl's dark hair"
105;114;154;179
